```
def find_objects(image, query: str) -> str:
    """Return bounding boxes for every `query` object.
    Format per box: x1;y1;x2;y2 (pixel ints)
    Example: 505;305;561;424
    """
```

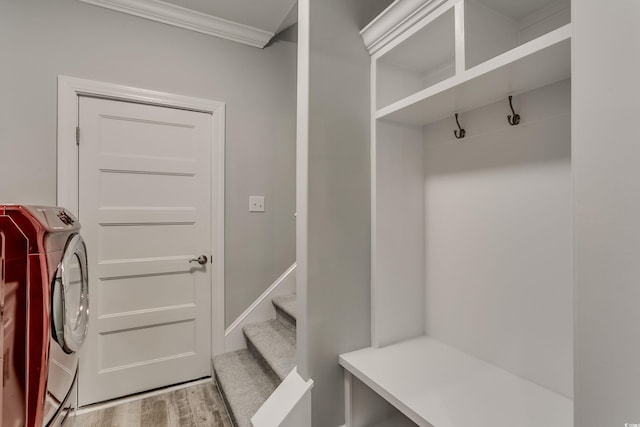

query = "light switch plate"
249;196;265;212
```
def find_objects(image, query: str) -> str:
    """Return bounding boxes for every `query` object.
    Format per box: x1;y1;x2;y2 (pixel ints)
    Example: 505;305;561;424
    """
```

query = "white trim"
251;368;314;427
73;377;212;415
211;96;226;357
78;0;273;48
56;75;226;359
370;0;456;60
344;371;353;427
454;1;466;75
360;0;449;55
370;57;379;349
295;0;310;381
224;263;296;352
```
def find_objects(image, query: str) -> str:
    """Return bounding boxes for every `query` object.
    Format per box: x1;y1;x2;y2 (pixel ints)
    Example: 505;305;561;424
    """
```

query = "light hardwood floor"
67;382;233;427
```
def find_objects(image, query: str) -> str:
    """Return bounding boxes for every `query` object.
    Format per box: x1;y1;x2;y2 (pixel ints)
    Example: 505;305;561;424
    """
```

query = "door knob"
189;255;208;265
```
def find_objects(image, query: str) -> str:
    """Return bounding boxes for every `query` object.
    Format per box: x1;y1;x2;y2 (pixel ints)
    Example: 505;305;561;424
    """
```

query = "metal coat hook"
453;113;465;139
507;95;521;126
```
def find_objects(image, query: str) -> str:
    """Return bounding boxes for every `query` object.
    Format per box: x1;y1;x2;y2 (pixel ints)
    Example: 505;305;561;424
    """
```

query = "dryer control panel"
55;210;76;226
25;206;80;232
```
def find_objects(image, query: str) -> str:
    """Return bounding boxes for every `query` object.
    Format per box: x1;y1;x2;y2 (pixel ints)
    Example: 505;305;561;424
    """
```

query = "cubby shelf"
340;336;573;427
377;23;571;126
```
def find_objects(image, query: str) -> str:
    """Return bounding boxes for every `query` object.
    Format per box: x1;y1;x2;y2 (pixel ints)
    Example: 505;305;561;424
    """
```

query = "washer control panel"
56;210;76;226
24;206;80;232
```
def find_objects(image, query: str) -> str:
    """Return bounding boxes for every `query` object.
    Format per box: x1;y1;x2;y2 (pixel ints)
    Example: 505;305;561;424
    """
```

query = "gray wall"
573;1;640;426
422;80;572;398
301;0;392;425
0;0;296;327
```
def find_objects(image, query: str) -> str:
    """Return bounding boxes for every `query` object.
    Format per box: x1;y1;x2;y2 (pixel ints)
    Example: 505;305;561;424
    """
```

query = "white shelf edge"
340;336;573;427
340;353;429;427
375;23;572;125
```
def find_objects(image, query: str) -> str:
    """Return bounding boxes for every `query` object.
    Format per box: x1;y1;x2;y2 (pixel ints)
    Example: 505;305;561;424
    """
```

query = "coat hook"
454;113;465;139
507;95;520;126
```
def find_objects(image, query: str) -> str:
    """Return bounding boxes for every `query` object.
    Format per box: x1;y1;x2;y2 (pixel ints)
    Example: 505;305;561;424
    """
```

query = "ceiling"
163;0;298;35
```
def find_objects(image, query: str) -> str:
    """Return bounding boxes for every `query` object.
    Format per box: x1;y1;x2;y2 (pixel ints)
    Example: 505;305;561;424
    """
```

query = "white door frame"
57;75;226;357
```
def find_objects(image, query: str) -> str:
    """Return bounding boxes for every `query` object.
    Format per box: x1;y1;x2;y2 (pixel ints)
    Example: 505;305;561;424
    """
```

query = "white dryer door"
52;234;89;354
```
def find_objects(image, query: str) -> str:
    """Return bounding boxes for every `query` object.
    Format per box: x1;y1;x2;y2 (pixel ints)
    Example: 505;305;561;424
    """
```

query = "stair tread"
272;293;297;321
243;319;296;381
212;349;277;427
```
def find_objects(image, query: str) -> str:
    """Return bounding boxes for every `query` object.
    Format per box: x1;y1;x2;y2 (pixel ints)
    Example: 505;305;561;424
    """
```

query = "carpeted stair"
213;294;297;427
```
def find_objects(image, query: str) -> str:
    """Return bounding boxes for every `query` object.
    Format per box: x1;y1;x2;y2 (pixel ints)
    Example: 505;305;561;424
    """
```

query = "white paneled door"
77;96;212;405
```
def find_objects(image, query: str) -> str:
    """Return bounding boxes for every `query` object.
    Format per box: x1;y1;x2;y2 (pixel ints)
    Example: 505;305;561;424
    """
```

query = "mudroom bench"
340;336;572;427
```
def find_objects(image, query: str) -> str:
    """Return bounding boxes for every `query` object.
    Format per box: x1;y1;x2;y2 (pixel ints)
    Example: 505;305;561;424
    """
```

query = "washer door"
52;234;89;354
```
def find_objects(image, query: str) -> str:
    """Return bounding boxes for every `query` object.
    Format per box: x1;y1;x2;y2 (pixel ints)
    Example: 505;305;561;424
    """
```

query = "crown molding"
360;0;448;55
79;0;274;48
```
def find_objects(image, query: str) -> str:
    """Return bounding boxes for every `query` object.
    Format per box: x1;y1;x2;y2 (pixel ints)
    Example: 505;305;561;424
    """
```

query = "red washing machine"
0;212;29;427
0;205;89;426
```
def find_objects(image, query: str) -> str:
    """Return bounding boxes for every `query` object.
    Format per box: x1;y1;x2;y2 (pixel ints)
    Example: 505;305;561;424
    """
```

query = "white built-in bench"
339;336;572;427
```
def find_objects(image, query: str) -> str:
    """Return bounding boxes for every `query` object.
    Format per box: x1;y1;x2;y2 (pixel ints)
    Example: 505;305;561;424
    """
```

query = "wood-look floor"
67;382;233;427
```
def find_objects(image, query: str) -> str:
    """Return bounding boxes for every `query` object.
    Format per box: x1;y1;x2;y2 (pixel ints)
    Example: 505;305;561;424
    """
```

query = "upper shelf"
364;0;571;125
340;336;573;427
377;23;571;125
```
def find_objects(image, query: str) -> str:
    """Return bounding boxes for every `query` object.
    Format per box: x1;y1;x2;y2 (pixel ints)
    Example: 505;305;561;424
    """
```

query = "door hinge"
76;126;80;145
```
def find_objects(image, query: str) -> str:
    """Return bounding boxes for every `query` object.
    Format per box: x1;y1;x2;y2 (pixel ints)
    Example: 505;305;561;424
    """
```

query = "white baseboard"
224;263;296;352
